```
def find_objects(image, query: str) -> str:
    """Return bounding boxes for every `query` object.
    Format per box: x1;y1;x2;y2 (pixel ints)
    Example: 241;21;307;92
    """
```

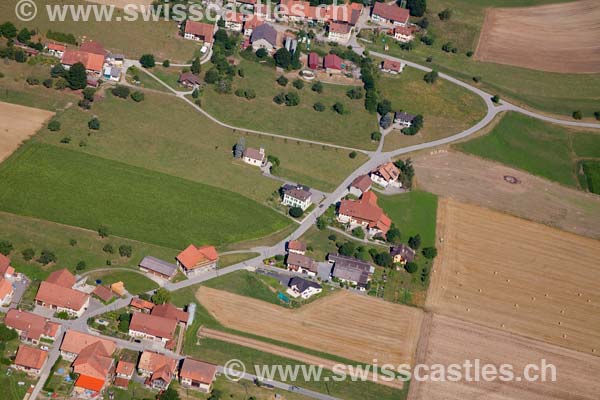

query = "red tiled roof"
0;254;10;276
288;240;306;252
180;358;218;385
15;345;47;370
176;245;218;271
308;52;319;69
62;49;105;72
60;330;116;356
116;360;135;376
92;285;114;302
138;351;177;375
151;303;189;324
35;281;89;312
5;309;59;341
393;26;413;36
225;12;245;23
185;21;215;43
323;53;343;70
373;162;400;182
75;375;105;392
244;14;265;30
350;174;372;192
373;2;409;24
382;59;402;72
329;22;351;34
0;278;13;300
80;40;106;55
113;377;130;388
338;192;392;234
73;341;113;380
46;268;76;288
48;43;66;52
129;312;177;340
130;297;155;311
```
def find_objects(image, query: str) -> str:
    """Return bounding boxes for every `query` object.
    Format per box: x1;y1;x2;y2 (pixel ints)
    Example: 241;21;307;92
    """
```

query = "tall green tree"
191;57;201;75
67;63;87;90
406;0;426;17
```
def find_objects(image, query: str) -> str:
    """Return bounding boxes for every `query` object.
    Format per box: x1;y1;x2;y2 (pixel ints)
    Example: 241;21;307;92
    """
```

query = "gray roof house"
288;277;322;296
139;256;178;280
390;244;416;264
286;253;318;275
281;184;313;210
328;253;375;289
251;24;278;51
394;112;417;127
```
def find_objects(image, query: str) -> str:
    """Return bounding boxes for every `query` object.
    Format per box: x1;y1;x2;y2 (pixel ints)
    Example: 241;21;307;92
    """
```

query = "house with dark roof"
390;244;416;265
178;72;202;89
371;2;410;26
139;256;178;280
370;162;401;188
282;184;313;210
328;253;374;290
394;111;418;128
251;23;278;52
287;277;322;299
286;253;318;277
348;174;372;197
179;358;218;393
176;245;219;277
337;191;392;237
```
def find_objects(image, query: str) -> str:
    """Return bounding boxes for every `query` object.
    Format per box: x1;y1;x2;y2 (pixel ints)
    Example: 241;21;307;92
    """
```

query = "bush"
78;99;91;110
422;246;438;259
273;92;285;104
256;48;268;59
371;131;382;141
37;249;57;265
313;102;325;112
76;261;86;271
424;70;438;84
152;288;171;305
311;81;323;93
118;244;133;258
60;136;71;144
349;151;357;159
572;110;583;120
438;8;452;20
316;216;327;230
139;54;156;68
289;207;304;218
82;87;96;102
328;234;337;241
406;0;426;17
22;248;35;261
420;36;435;46
103;244;114;254
473;76;482;83
346;87;363;99
54;78;68;90
405;262;418;273
285;92;300;106
594;111;600;121
491;95;500;104
408;234;422;250
351;227;365;239
112;85;130;99
131;91;145;102
0;324;17;341
276;75;288;86
69;239;77;246
162;59;170;68
0;240;13;256
47;120;61;131
466;50;474;57
118;313;131;332
25;76;39;86
88;117;100;130
374;252;393;268
98;226;109;238
332;102;347;114
292;79;304;89
402;115;424;136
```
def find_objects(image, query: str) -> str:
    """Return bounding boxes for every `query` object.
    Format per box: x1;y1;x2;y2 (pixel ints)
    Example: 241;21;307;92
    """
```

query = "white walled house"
282;184;313;210
242;147;265;167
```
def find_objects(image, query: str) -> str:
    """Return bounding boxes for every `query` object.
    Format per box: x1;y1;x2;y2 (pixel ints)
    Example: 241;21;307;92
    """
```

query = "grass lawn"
125;66;171;93
86;270;158;294
0;59;78;111
201;60;379;150
299;225;387;262
39;89;365;196
0;211;178;281
218;252;260;268
365;0;600;117
0;143;291;249
110;381;156;400
456;112;600;189
378;66;486;151
1;0;199;63
376;191;438;306
151;66;187;90
580;161;600;195
203;270;285;305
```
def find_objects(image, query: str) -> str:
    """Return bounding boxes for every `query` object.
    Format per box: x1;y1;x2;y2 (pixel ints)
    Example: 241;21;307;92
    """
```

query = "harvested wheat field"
413;150;600;239
475;0;600;73
408;314;600;400
0;101;53;162
427;199;600;356
197;287;424;365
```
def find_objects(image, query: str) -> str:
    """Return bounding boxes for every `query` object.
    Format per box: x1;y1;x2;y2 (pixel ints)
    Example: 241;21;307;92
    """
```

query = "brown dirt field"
413;150;600;240
408;314;600;400
475;0;600;73
0;101;53;162
199;327;404;390
197;287;424;365
427;199;600;357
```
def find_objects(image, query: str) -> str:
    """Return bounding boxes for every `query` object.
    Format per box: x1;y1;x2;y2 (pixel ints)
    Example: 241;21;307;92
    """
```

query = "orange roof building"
46;268;76;288
0;254;15;278
129;312;177;344
4;309;60;344
14;345;48;375
138;351;178;390
91;285;114;303
176;245;218;277
0;278;13;305
151;303;189;324
115;360;136;379
61;49;105;73
337;191;392;236
35;281;89;317
183;21;215;44
370;162;401;188
60;330;116;360
179;358;218;393
129;297;155;313
372;2;410;25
